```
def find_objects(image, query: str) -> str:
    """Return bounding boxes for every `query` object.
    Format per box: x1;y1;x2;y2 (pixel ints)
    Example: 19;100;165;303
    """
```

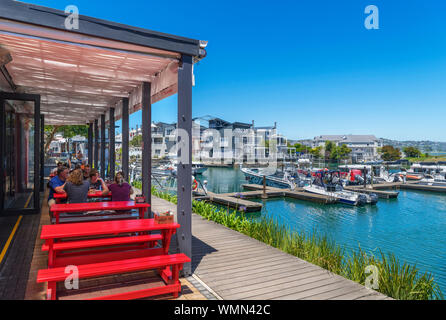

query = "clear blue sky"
28;0;446;141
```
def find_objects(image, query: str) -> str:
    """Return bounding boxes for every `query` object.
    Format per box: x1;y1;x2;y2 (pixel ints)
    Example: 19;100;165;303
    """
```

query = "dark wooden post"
88;122;93;167
100;114;106;178
94;119;99;169
122;98;129;181
177;55;193;276
109;108;115;180
142;82;152;213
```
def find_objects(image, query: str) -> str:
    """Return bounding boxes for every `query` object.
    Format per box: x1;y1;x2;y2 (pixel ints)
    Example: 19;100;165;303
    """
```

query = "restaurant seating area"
35;189;193;300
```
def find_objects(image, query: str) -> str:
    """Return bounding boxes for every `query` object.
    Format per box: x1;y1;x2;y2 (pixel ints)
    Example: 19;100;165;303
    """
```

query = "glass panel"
3;100;36;210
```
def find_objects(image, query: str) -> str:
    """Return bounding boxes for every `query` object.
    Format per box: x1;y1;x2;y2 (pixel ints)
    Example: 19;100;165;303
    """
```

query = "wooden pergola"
0;1;207;275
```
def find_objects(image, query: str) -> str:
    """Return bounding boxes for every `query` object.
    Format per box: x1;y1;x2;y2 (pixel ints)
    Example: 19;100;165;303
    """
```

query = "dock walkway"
242;184;338;204
152;196;390;300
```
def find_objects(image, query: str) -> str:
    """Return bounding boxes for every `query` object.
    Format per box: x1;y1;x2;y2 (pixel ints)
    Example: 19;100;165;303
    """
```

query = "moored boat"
241;167;297;189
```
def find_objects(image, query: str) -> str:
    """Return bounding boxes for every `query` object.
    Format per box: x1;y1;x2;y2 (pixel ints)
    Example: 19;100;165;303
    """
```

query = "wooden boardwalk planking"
206;191;262;212
151;196;390;300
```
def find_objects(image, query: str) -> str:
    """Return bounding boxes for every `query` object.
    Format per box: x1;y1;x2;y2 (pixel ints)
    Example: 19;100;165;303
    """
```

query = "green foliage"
324;141;336;158
130;135;143;147
331;144;352;160
403;146;421;158
309;146;323;159
45;125;88;139
380;145;402;161
152;188;443;300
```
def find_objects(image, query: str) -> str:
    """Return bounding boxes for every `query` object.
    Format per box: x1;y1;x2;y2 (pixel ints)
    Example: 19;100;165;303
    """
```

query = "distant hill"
380;138;446;152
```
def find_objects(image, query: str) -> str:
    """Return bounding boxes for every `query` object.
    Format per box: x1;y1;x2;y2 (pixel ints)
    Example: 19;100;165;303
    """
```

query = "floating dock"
206;191;263;212
353;181;446;193
241;184;338;204
199;179;446;211
399;183;446;193
344;186;399;199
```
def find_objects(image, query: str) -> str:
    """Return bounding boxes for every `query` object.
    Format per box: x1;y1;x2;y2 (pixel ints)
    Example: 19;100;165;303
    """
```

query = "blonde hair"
68;169;84;186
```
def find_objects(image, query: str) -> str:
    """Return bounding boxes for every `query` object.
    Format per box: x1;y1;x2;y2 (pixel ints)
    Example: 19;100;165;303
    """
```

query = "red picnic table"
37;218;188;300
53;190;112;203
50;201;149;224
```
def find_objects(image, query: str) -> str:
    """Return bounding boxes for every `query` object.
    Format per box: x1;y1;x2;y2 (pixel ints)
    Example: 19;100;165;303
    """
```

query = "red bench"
37;254;190;300
41;218;178;268
50;201;149;224
38;218;185;300
41;234;163;257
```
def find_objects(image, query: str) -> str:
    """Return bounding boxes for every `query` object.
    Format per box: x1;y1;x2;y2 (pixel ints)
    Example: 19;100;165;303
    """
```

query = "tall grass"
152;188;443;300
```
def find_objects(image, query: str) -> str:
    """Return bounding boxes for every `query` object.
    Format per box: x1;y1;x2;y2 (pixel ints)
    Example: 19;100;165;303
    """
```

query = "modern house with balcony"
198;117;290;164
312;135;383;162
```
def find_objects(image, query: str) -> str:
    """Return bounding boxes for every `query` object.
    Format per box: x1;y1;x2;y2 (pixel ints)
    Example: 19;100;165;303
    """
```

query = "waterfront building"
312;135;382;162
199;117;291;164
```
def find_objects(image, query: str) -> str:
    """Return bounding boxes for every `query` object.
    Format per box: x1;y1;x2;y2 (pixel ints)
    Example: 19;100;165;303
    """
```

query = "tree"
44;125;88;154
331;144;352;160
293;143;309;154
309;146;323;159
130;134;143;147
324;141;336;159
380;145;401;161
403;146;421;158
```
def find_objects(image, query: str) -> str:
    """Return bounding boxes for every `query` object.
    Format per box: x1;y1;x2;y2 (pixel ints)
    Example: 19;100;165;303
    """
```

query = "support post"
109;108;115;180
177;55;193;276
100;114;106;178
261;175;268;199
141;82;152;213
94;119;99;169
40;114;44;191
0;98;4;211
33;97;41;210
122;98;129;181
88;122;93;167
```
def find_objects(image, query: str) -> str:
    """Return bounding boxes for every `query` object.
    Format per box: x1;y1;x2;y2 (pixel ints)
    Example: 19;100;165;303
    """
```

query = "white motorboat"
303;183;368;206
241;167;297;190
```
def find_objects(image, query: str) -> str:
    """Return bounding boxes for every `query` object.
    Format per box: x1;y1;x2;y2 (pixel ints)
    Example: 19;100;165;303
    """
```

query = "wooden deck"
152;196;391;300
206;191;263;212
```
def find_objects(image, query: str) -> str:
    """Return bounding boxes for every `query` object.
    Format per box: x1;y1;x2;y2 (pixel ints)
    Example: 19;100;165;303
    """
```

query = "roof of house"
315;135;378;143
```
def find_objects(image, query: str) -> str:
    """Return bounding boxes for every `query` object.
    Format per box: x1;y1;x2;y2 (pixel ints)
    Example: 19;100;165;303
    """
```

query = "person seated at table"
48;166;69;209
63;169;90;204
82;164;91;180
50;162;63;176
88;169;110;197
108;172;133;202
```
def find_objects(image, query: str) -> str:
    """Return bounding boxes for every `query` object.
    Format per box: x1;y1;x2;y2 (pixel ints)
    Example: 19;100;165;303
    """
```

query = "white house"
313;135;382;162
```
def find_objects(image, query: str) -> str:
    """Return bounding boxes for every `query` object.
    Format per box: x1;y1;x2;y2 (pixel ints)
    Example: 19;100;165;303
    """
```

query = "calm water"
198;167;446;295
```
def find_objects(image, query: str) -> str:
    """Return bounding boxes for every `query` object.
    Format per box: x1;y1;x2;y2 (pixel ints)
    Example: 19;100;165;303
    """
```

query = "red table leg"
47;239;55;268
139;208;145;219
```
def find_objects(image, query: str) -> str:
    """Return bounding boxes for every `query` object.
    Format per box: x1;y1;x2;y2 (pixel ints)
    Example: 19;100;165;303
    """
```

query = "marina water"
198;167;446;295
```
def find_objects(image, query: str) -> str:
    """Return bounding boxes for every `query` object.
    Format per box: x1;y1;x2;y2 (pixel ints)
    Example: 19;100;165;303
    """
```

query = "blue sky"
27;0;446;141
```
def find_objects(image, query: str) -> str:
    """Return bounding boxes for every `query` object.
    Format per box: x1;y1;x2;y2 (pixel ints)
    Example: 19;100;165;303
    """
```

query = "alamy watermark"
65;5;79;30
64;265;79;290
364;5;379;30
365;265;379;290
